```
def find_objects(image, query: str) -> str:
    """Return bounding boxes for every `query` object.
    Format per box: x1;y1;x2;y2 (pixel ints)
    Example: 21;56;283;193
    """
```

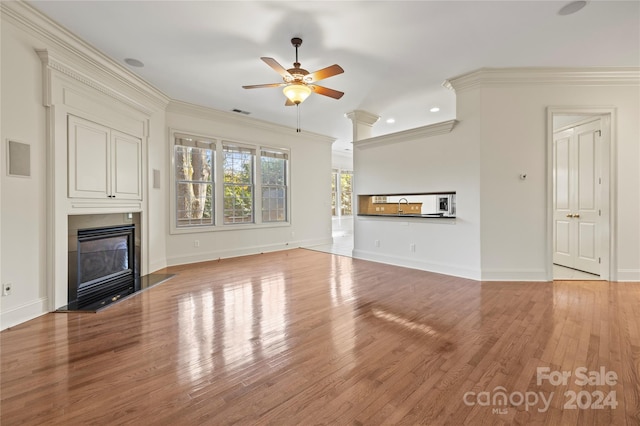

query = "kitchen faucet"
398;197;409;214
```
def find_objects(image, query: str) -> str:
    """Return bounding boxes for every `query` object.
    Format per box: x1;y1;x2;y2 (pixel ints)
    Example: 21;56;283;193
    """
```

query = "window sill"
169;221;291;235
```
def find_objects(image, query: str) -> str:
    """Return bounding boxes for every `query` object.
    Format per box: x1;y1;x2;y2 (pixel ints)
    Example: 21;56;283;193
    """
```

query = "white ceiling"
28;1;640;152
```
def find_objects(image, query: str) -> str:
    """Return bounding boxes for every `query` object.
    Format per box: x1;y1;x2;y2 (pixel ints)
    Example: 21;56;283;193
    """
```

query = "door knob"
566;214;573;218
574;214;580;218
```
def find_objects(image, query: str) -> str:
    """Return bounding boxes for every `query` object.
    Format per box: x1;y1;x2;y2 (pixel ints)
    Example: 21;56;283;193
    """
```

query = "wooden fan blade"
242;83;286;89
310;85;344;99
285;98;295;106
307;64;344;82
261;57;293;79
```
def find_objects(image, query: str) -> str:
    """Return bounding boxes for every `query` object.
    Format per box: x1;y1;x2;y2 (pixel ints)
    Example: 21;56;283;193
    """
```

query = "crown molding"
2;1;170;113
36;49;162;116
443;67;640;93
354;120;457;150
167;100;336;145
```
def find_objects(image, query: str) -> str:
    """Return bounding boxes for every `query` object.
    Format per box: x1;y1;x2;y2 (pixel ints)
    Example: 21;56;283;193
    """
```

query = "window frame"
222;143;256;225
332;168;354;217
260;148;289;223
170;129;291;235
173;134;215;229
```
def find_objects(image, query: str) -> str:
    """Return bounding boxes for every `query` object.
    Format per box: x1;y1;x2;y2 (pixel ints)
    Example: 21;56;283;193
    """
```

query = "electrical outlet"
410;243;416;252
3;283;12;296
374;240;380;248
194;240;200;248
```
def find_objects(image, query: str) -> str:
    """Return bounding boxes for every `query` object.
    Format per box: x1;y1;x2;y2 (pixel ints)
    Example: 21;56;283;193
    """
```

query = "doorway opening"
548;108;615;281
329;168;354;256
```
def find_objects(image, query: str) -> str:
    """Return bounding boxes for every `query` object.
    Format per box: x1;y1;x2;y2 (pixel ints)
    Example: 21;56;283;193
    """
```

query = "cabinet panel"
68;116;142;201
68;116;110;198
112;131;142;200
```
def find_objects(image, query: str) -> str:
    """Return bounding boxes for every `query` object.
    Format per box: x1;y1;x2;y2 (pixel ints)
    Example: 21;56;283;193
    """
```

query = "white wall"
164;102;333;266
332;150;353;171
147;109;169;273
1;19;49;325
353;68;640;282
478;84;639;281
353;111;482;280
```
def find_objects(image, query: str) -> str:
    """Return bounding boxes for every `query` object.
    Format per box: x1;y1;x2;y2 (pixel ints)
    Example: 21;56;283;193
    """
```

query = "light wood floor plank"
2;249;638;425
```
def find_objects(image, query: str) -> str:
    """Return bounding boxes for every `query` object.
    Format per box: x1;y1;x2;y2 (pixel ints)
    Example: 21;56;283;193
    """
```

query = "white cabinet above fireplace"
68;115;142;201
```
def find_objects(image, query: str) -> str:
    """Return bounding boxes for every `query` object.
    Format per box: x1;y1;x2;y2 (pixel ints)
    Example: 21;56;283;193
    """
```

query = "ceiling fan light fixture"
283;83;312;105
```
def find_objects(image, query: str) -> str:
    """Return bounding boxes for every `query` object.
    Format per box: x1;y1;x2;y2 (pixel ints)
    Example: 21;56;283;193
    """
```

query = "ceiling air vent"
232;108;251;115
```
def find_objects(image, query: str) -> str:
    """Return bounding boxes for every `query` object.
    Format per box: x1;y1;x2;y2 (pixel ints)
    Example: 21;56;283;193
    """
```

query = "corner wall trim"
0;298;49;331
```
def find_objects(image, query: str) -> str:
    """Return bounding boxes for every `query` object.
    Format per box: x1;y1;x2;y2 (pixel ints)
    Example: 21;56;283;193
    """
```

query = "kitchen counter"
358;213;455;219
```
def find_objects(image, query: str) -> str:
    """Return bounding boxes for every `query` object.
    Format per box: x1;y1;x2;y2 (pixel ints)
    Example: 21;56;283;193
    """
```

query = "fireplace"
68;224;138;309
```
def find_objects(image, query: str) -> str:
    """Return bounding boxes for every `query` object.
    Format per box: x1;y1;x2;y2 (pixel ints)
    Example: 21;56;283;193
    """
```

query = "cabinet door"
111;130;142;200
68;116;110;199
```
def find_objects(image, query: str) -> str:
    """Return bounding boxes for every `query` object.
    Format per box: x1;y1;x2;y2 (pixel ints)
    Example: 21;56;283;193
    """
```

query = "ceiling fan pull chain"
296;104;301;133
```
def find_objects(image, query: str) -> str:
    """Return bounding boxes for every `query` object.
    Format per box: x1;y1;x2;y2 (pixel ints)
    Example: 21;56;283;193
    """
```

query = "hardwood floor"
2;249;639;425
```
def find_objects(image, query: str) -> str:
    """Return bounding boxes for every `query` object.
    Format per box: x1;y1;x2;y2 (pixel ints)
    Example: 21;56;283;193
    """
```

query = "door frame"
546;107;616;281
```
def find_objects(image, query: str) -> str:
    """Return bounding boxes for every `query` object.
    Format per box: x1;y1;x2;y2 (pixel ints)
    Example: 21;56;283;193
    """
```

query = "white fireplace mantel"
37;46;168;310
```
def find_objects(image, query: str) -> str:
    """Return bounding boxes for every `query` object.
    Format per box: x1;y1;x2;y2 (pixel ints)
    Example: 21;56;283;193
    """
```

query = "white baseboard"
149;259;168;274
165;238;332;267
481;269;548;281
616;269;640;282
0;297;49;331
352;249;481;281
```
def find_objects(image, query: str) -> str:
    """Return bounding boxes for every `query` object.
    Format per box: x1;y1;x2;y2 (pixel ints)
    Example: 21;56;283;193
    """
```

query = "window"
261;149;288;222
340;171;353;216
223;145;255;224
331;169;353;217
174;136;214;227
172;131;290;232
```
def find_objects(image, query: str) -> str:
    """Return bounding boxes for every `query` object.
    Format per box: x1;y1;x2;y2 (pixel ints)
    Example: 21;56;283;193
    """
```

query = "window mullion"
215;141;225;226
253;148;263;224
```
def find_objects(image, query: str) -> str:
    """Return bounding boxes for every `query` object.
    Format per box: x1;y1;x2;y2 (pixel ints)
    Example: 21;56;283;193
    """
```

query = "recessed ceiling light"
386;118;395;124
124;58;144;68
430;107;440;113
558;1;587;16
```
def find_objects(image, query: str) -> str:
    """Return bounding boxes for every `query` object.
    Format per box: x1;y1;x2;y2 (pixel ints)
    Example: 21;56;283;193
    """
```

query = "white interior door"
553;119;601;275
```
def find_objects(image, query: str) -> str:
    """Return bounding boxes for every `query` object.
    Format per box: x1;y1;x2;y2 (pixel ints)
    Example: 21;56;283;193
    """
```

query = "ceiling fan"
242;37;344;106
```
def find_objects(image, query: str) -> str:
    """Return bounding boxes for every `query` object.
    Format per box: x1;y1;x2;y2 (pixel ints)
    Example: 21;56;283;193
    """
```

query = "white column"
345;110;380;142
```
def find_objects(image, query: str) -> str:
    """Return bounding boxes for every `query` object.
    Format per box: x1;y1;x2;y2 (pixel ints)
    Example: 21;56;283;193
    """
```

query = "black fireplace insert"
68;225;137;309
